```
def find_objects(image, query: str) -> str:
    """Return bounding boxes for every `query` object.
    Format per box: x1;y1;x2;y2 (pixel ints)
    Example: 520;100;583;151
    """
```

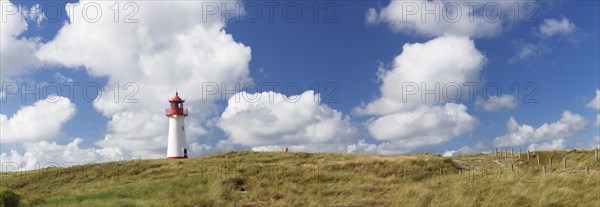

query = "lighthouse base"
166;156;188;159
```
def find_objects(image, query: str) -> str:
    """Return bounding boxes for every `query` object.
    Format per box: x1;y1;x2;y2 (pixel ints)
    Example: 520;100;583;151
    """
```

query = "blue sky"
1;0;599;170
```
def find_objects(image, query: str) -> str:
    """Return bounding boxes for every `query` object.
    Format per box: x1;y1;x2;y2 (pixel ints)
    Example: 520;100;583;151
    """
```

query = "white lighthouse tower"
166;92;188;159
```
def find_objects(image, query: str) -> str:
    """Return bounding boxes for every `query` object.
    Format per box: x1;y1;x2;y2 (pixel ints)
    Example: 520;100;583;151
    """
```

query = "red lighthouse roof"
166;92;188;116
169;92;184;103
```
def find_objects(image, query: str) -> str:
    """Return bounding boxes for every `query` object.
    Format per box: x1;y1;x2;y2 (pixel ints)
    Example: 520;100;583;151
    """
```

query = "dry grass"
0;150;598;206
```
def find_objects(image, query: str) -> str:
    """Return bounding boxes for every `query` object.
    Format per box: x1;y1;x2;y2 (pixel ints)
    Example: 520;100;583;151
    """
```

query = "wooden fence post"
543;166;547;175
596;149;598;161
537;154;540;165
549;157;552;167
585;166;589;174
563;157;566;169
527;150;530;161
511;148;514;158
519;148;522;159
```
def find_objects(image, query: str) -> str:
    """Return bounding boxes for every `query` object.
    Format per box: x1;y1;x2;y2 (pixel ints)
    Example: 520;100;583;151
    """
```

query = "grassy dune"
1;150;599;206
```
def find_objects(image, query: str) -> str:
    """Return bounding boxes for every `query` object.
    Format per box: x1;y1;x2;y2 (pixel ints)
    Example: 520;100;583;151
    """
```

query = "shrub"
0;189;20;207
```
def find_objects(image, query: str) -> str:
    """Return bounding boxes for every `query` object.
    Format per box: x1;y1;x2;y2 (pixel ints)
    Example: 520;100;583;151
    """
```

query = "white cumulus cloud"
367;104;477;149
586;89;600;126
442;146;477;157
587;89;600;111
539;17;577;37
353;35;483;152
1;138;125;172
1;96;76;143
528;139;566;151
355;35;485;116
219;91;358;152
588;89;600;126
36;1;251;159
346;139;387;154
0;1;42;81
475;94;518;112
493;111;588;147
251;145;284;152
366;0;520;38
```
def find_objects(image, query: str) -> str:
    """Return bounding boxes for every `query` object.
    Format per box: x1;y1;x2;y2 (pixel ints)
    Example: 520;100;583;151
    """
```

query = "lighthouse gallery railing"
165;108;188;116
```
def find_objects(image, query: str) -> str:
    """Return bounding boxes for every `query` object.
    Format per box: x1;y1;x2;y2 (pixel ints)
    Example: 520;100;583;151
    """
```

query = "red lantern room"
166;92;188;117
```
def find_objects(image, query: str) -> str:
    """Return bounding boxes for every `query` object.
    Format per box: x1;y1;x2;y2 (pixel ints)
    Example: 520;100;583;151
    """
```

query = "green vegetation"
0;150;598;206
0;188;21;207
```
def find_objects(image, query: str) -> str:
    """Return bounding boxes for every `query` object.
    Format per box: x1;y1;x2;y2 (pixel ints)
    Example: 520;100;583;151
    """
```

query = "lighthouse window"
182;125;185;131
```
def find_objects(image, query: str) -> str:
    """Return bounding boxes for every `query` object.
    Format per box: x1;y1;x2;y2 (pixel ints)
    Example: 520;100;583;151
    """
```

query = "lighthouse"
166;92;188;159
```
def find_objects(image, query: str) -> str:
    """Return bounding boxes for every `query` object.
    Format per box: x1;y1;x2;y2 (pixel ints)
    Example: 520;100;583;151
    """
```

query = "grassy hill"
1;150;599;206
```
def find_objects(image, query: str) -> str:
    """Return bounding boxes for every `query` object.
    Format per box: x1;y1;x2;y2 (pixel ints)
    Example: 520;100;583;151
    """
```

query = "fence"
492;148;599;176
